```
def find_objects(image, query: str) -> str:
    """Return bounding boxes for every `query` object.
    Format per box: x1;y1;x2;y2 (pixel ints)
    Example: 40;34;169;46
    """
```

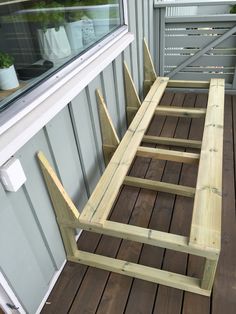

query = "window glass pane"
0;0;123;111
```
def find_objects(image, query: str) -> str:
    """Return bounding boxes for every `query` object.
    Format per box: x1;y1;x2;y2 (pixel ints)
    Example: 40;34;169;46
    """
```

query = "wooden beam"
142;135;202;149
156;106;206;118
168;80;209;89
136;147;200;164
37;151;79;256
127;106;206;118
58;219;219;259
124;62;141;125
143;38;157;96
189;79;224;252
123;176;195;197
96;89;120;165
80;77;169;225
69;250;211;296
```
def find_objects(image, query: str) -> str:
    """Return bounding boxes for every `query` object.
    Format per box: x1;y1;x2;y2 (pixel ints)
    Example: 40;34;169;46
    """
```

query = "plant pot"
86;4;111;38
37;26;72;62
0;65;19;90
65;20;83;53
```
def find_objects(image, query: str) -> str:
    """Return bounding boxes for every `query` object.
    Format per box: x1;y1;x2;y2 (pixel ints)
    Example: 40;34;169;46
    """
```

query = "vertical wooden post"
201;258;219;291
143;38;157;97
37;152;79;257
123;62;141;125
96;89;120;166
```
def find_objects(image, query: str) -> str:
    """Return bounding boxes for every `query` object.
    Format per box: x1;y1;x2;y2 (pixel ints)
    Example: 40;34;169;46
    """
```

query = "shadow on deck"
42;92;236;314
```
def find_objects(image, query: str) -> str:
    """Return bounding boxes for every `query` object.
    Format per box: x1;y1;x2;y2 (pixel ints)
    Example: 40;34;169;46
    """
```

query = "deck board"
42;92;236;314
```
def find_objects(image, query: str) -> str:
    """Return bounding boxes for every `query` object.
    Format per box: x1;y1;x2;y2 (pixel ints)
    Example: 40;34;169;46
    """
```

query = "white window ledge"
0;31;134;166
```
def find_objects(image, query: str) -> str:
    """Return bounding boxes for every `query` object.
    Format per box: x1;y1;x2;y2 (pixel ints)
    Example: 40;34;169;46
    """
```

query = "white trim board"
0;32;134;166
0;272;25;314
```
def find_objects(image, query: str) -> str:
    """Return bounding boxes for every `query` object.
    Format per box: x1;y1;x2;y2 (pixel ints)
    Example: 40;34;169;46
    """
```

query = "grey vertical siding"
0;1;155;313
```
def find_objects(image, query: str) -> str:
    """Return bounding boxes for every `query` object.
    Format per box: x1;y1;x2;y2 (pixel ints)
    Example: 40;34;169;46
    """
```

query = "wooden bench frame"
37;40;224;296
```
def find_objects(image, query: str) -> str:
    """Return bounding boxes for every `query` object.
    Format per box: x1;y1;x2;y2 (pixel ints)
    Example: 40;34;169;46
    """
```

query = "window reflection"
0;0;122;110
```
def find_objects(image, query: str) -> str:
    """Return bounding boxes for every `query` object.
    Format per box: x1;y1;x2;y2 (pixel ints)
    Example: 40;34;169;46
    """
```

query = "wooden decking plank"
189;79;225;252
211;95;236;313
153;92;198;314
95;92;180;314
41;231;101;314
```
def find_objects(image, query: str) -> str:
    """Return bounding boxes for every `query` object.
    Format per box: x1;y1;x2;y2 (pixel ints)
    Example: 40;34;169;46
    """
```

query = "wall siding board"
16;131;65;269
101;64;121;136
70;90;102;194
113;55;127;137
86;76;105;173
0;185;49;314
128;0;140;92
44;107;87;209
0;2;154;313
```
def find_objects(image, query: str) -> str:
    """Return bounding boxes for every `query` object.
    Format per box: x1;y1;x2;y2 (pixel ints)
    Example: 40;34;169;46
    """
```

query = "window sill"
0;30;134;166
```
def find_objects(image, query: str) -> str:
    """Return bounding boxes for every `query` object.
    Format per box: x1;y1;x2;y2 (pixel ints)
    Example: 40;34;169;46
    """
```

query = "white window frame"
0;0;133;166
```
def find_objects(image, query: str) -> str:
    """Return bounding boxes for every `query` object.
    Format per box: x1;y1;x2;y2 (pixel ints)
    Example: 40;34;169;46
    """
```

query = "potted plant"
0;52;19;91
81;0;112;38
64;1;85;53
31;1;71;62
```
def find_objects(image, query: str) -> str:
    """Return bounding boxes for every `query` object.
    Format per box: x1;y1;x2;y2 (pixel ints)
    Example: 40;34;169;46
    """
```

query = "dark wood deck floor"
42;92;236;314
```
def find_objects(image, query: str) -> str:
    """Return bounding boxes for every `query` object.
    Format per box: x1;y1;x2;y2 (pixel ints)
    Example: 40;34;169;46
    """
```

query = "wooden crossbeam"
127;106;206;118
136;147;200;164
123;176;195;197
142;135;202;149
156;106;206;118
69;250;210;296
168;80;209;89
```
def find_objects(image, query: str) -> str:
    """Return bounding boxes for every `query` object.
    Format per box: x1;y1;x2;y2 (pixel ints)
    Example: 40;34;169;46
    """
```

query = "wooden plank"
127;106;206;118
189;79;225;252
168;80;209;89
69;250;210;296
137;146;200;164
37;151;79;257
80;77;169;225
96;89;120;165
143;135;202;148
201;258;218;291
123;176;195;197
156;106;206;118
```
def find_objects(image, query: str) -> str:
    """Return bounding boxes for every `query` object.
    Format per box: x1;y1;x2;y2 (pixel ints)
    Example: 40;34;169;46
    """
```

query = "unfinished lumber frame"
37;73;224;296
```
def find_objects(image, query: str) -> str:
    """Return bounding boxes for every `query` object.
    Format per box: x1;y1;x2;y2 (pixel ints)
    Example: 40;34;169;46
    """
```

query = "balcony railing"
154;0;236;90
